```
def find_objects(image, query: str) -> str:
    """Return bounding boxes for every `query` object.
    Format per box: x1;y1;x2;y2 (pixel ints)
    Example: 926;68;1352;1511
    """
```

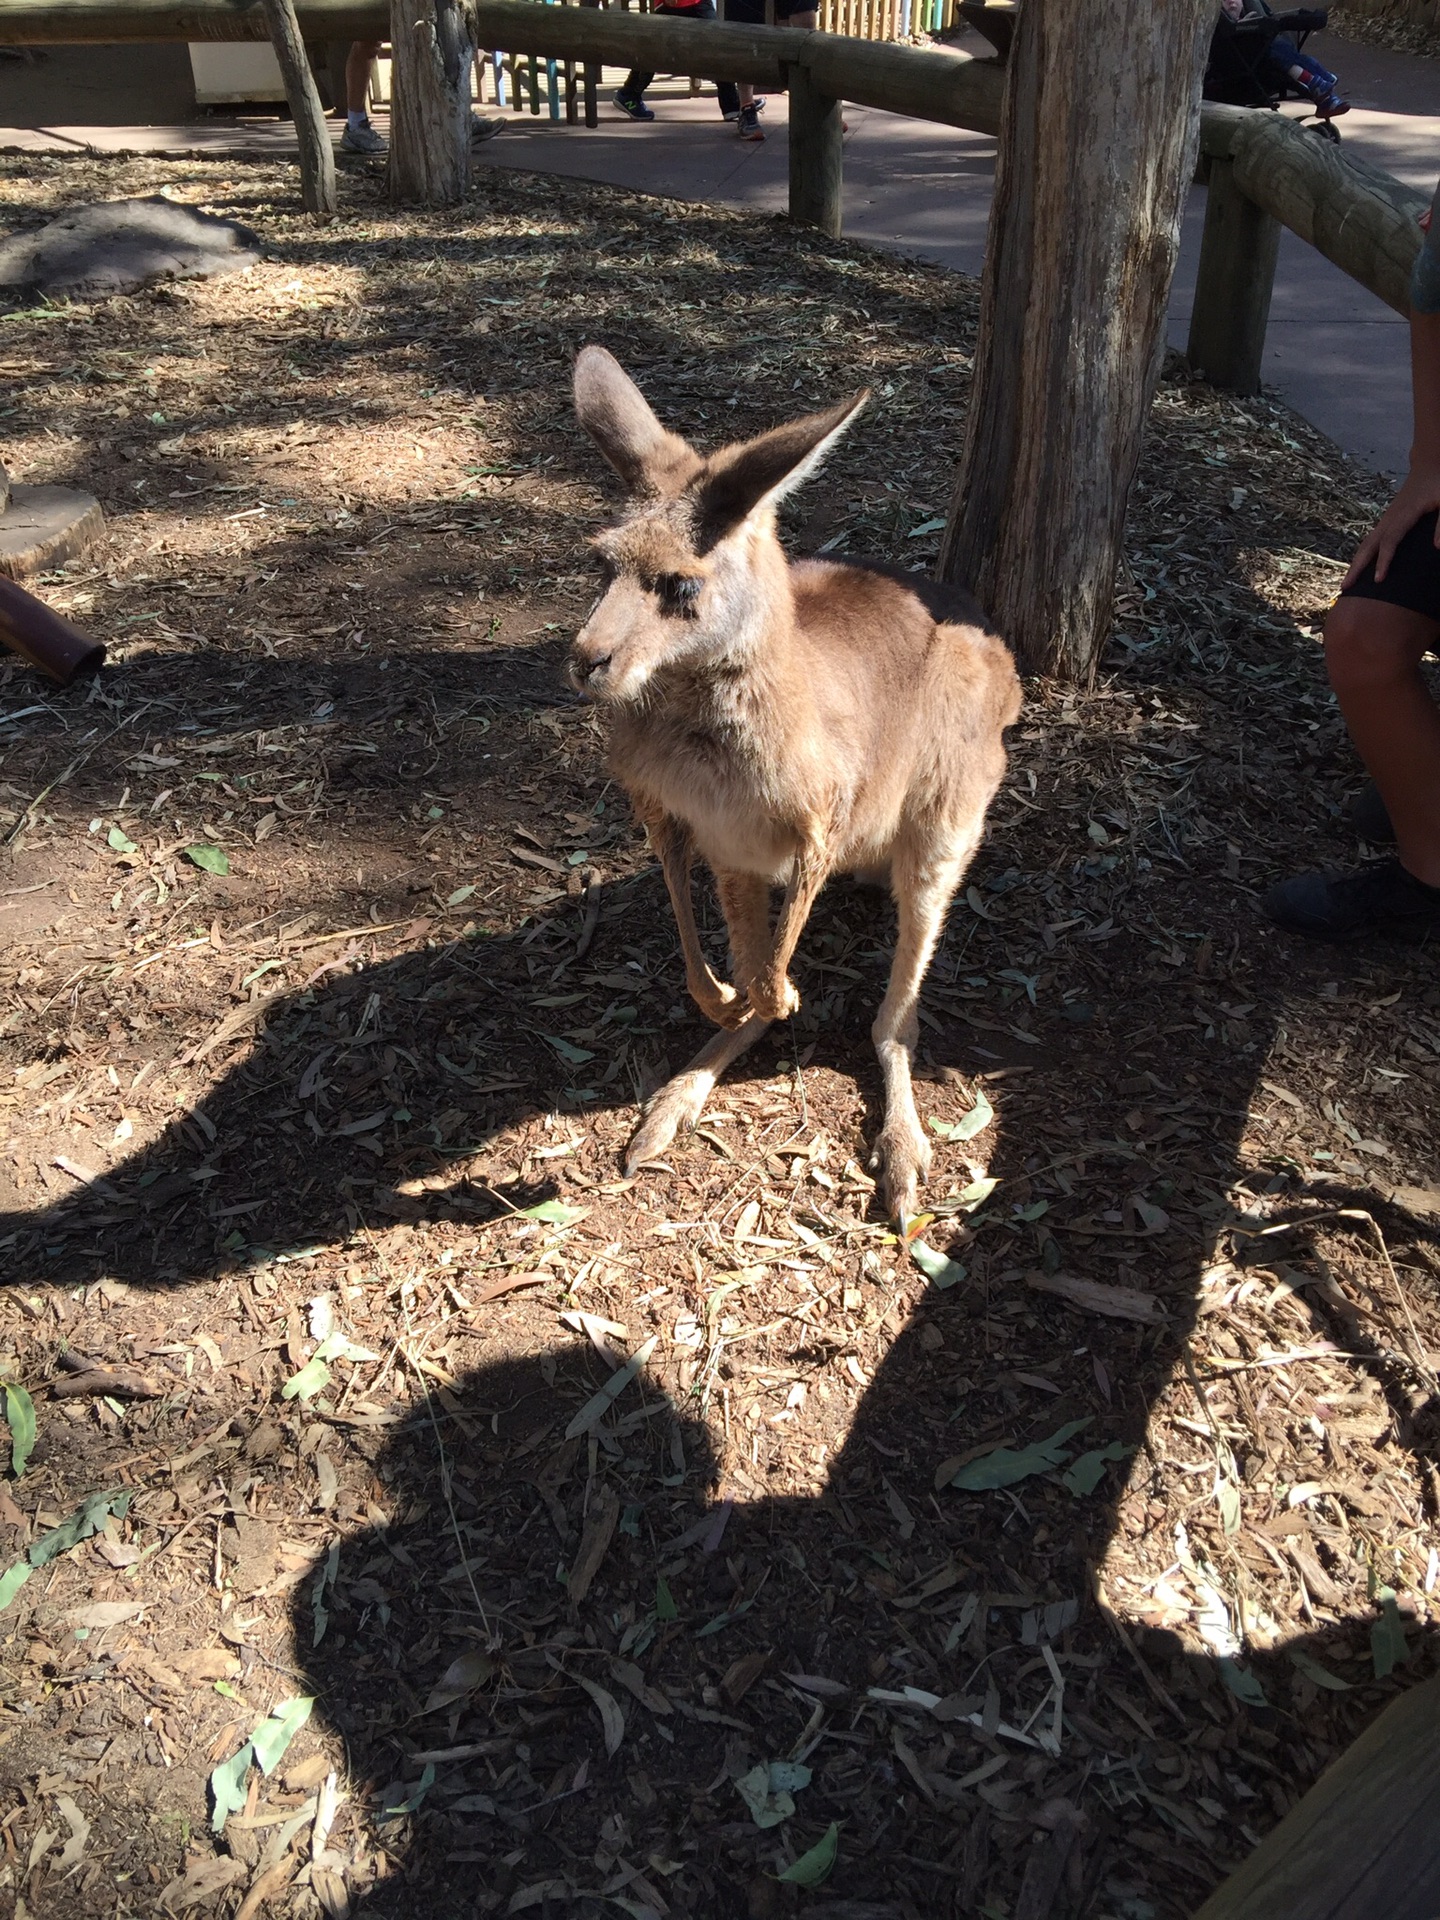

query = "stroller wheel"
1313;117;1341;142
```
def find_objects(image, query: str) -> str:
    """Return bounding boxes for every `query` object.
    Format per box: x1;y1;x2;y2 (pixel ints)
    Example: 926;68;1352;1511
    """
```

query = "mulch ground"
0;148;1438;1920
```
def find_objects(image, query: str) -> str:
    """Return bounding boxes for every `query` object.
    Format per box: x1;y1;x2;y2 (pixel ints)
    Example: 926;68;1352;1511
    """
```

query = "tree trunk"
261;0;337;219
387;0;477;206
937;0;1213;683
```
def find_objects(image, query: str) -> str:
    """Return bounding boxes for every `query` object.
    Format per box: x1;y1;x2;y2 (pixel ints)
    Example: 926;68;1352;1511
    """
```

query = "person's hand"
1342;460;1440;587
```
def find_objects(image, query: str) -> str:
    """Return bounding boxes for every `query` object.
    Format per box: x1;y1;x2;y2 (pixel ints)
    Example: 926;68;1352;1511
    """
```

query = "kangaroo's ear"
696;391;868;541
573;346;700;498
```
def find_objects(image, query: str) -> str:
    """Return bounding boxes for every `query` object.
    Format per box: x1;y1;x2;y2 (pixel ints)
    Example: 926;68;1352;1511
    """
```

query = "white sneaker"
341;120;386;154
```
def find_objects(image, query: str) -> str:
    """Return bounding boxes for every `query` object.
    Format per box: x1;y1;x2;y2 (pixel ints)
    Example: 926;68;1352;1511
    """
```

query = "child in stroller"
1206;0;1350;126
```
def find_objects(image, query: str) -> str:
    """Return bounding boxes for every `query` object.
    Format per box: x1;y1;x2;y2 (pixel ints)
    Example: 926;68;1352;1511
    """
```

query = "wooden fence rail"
0;0;1424;386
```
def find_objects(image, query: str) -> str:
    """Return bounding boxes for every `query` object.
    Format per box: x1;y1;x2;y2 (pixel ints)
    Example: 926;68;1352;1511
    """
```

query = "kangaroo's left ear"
695;391;868;542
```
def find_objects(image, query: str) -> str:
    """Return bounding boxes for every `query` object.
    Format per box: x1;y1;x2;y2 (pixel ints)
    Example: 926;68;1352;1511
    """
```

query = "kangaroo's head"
568;345;866;705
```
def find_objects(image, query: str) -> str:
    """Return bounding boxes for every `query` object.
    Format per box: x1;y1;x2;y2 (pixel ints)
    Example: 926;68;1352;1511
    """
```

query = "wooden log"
1226;109;1425;318
261;0;337;219
936;0;1215;684
387;0;477;206
1191;1674;1440;1920
787;61;843;237
803;33;1003;133
1186;153;1280;392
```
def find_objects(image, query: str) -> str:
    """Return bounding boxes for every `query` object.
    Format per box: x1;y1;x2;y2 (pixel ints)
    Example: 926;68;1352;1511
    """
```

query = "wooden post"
387;0;477;206
261;0;337;219
1191;1674;1440;1920
936;0;1213;684
787;61;842;237
1187;154;1281;393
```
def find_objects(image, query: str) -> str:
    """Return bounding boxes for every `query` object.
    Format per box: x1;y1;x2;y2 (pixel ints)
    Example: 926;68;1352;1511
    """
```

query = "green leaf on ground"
517;1199;588;1227
281;1356;331;1402
1061;1442;1132;1497
1287;1647;1352;1692
956;1177;1000;1210
544;1034;595;1065
0;1562;32;1610
1217;1657;1267;1707
210;1743;254;1833
250;1696;314;1774
929;1087;993;1142
106;826;137;854
1371;1591;1410;1679
949;1419;1092;1491
777;1823;839;1887
737;1761;812;1829
908;1238;967;1289
185;844;230;875
5;1384;36;1477
564;1336;657;1440
29;1490;131;1566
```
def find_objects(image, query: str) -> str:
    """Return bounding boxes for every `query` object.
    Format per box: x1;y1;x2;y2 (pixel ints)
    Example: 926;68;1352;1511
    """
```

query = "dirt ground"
0;149;1438;1920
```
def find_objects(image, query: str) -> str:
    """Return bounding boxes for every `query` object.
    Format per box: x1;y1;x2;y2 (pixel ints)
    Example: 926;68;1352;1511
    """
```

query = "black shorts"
723;0;816;21
1341;508;1440;623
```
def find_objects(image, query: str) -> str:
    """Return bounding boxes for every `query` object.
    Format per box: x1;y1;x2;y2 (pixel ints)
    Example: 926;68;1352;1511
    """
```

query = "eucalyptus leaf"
29;1489;131;1566
106;826;137;854
1217;1657;1267;1707
929;1087;993;1142
545;1033;595;1065
776;1822;839;1888
736;1761;810;1829
1287;1647;1352;1692
186;844;230;875
250;1696;313;1774
5;1383;36;1478
1061;1441;1132;1497
564;1336;658;1440
949;1419;1091;1492
0;1561;32;1610
381;1762;436;1818
517;1199;588;1227
957;1176;1000;1210
281;1356;331;1402
210;1743;254;1832
1371;1591;1410;1679
908;1238;967;1290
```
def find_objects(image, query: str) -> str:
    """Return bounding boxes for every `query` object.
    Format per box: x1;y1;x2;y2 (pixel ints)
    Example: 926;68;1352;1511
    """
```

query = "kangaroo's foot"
746;973;800;1023
689;976;749;1029
869;1116;932;1225
623;1013;771;1174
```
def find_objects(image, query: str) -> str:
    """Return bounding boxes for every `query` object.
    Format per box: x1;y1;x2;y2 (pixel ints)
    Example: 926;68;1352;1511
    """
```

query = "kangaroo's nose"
570;645;612;691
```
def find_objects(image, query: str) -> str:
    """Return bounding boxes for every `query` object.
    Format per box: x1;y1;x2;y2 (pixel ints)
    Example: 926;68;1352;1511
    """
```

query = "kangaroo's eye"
591;553;618;587
656;573;702;616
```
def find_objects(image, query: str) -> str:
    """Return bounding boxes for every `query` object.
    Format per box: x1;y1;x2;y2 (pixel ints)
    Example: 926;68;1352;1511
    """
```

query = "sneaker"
1351;780;1395;845
340;119;386;155
722;95;764;120
737;103;765;140
471;112;506;142
614;92;655;120
1263;857;1440;941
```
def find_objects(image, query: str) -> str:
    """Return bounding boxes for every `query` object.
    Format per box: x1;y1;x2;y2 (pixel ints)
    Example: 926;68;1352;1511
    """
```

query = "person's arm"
1344;186;1440;585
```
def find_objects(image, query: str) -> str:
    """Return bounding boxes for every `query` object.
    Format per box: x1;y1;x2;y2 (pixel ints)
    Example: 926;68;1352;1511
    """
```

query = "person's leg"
346;40;381;116
341;40;386;151
1325;596;1440;885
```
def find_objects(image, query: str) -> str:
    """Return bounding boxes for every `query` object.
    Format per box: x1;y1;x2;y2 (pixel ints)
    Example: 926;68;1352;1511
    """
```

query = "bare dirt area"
0;149;1438;1920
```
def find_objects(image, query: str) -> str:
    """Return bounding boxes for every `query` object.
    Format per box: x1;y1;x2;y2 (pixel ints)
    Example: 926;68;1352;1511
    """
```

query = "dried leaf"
29;1488;131;1566
52;1794;89;1875
929;1087;993;1142
1025;1271;1163;1323
736;1760;811;1828
68;1600;146;1629
574;1672;626;1755
423;1650;494;1714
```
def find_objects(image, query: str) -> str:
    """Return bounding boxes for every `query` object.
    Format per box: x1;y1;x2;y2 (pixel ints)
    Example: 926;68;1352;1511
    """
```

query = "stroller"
1203;1;1348;142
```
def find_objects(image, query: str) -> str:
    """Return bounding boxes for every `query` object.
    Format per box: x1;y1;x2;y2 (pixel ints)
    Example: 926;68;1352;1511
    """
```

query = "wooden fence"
0;0;1424;388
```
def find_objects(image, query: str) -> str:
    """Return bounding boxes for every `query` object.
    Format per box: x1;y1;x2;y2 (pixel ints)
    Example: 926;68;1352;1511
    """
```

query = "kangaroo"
569;346;1021;1220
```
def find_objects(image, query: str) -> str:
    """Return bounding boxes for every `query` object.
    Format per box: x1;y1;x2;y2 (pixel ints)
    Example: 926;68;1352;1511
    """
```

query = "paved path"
2;29;1434;475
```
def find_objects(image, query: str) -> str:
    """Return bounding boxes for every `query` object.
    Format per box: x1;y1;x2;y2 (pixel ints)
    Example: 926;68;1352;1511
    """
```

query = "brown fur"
570;346;1021;1219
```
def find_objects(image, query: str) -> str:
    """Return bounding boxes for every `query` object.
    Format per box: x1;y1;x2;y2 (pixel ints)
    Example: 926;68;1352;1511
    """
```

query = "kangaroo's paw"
747;974;800;1023
624;1071;712;1174
690;978;748;1030
870;1121;932;1226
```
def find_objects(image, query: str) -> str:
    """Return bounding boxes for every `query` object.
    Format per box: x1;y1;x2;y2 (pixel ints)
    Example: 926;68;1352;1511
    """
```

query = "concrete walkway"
2;28;1434;475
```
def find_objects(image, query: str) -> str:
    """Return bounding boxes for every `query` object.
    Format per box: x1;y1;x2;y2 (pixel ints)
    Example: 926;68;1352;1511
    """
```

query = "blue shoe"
614;92;654;120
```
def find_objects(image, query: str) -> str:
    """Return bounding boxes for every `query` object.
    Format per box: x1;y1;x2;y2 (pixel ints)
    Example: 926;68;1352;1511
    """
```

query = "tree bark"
937;0;1213;683
387;0;477;206
261;0;337;219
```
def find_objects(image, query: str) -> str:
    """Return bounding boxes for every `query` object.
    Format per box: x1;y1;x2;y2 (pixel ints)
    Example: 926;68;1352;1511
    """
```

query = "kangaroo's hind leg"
870;840;977;1222
625;1012;772;1174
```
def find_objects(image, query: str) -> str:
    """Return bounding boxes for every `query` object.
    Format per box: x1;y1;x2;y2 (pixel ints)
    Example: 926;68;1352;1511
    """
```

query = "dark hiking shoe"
737;103;765;140
1350;780;1395;844
1263;857;1440;941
